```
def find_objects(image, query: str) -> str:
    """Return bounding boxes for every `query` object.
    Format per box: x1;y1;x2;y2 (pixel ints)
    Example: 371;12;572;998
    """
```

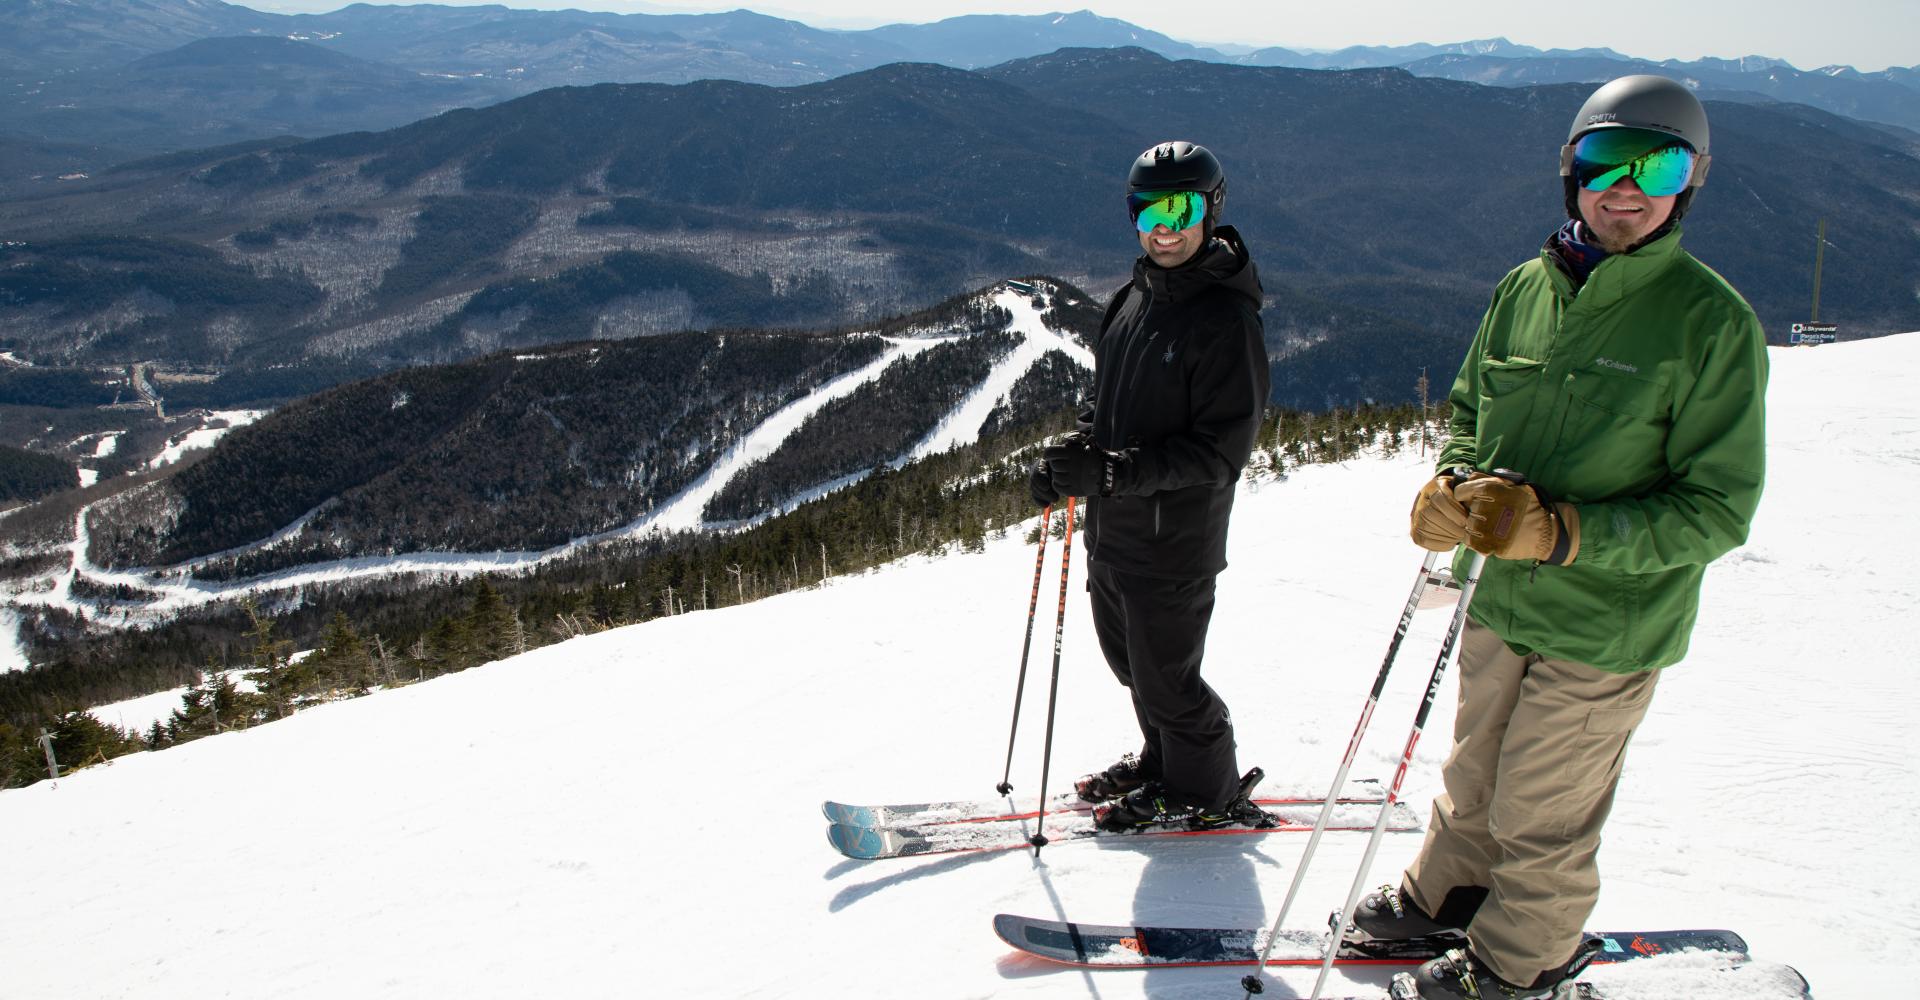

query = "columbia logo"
1595;357;1640;374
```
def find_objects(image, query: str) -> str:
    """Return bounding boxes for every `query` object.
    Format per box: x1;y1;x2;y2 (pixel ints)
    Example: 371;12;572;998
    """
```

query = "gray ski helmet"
1560;75;1712;223
1129;141;1226;235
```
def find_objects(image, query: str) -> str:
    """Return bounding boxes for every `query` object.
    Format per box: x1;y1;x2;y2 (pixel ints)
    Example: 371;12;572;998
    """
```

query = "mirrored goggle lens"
1572;130;1696;197
1128;190;1207;233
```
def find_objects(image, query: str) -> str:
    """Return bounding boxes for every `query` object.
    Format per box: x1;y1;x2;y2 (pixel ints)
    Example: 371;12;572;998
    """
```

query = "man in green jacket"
1349;76;1770;1000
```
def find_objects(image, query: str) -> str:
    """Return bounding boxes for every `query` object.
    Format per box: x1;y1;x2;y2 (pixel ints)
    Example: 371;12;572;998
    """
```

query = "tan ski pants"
1403;619;1660;987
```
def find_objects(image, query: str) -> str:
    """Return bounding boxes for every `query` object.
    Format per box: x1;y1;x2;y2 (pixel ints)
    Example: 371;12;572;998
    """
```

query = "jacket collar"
1541;224;1685;306
1132;224;1264;307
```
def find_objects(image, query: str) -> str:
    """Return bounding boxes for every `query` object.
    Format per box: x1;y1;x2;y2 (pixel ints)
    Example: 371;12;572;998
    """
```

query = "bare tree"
1416;368;1431;458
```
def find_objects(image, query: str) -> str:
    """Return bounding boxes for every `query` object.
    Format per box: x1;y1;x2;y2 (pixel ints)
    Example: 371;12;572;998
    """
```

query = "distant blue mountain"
4;0;1915;156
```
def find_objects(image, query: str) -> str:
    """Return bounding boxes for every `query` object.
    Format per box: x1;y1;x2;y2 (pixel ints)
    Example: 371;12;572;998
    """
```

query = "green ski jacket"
1437;227;1769;672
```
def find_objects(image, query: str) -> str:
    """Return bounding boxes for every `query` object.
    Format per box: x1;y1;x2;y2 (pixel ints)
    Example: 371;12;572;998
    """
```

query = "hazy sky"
239;0;1916;72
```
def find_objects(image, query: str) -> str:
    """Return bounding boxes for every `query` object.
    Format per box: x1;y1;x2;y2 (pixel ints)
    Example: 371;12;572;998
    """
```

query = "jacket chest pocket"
1556;367;1671;496
1475;355;1545;444
1118;339;1190;446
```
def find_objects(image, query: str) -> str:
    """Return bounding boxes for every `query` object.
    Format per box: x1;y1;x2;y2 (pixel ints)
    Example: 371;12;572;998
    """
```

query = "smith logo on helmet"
1588;113;1619;124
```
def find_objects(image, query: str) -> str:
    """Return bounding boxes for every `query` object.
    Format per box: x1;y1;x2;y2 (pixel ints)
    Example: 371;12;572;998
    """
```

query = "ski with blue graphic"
823;777;1392;829
991;914;1748;969
828;796;1420;860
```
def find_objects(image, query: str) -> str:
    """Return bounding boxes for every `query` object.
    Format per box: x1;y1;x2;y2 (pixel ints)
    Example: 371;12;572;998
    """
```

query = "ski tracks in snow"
908;289;1095;461
7;285;1094;623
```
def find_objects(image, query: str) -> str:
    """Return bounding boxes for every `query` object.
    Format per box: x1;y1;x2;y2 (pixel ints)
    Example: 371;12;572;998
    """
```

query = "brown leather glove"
1408;472;1470;552
1455;475;1580;565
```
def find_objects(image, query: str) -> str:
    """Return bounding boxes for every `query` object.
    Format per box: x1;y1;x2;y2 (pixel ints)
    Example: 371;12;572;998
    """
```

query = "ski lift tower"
1790;219;1838;346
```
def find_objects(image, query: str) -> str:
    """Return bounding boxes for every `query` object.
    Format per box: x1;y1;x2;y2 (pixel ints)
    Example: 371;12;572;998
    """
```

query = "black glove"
1042;437;1122;498
1029;456;1061;508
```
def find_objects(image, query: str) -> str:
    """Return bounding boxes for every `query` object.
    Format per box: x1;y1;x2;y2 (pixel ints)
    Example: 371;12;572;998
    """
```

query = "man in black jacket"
1030;141;1271;831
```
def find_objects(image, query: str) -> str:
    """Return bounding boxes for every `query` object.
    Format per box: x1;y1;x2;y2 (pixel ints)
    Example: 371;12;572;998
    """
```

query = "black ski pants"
1087;561;1239;810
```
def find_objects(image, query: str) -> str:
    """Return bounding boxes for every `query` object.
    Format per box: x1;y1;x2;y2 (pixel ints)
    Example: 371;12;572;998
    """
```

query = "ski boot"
1391;938;1602;1000
1092;768;1275;833
1074;752;1154;802
1346;883;1468;943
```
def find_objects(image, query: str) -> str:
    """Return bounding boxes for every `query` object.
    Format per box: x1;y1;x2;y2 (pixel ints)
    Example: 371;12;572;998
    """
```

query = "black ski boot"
1393;938;1602;1000
1348;884;1467;943
1092;768;1274;833
1074;752;1154;802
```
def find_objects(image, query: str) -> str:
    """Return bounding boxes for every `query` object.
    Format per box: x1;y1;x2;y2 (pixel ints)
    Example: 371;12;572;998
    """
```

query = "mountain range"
3;14;1917;660
3;48;1915;412
3;0;1917;168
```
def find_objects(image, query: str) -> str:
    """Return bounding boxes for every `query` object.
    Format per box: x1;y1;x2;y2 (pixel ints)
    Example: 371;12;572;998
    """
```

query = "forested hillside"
0;396;1436;781
85;332;891;571
6;49;1913;395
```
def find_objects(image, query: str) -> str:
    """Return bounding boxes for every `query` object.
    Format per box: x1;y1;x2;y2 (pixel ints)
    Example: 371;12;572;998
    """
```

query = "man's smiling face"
1578;174;1678;254
1139;219;1204;268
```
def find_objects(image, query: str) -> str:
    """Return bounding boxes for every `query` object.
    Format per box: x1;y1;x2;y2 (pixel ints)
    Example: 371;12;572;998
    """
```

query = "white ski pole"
1306;550;1486;1000
1239;547;1446;997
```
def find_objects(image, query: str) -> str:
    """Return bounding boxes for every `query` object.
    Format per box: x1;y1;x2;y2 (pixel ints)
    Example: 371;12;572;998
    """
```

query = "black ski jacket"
1082;225;1269;579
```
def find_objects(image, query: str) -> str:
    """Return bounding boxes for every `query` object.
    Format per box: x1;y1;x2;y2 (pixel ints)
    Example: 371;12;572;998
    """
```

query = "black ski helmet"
1129;141;1226;236
1561;75;1712;224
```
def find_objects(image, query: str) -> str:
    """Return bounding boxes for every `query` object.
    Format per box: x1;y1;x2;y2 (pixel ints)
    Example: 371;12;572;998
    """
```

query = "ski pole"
1239;547;1446;997
996;502;1055;796
1305;549;1487;1000
1028;495;1076;854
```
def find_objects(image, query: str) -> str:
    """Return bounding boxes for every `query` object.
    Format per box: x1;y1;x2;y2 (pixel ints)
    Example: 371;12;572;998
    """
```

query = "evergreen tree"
47;712;142;772
420;616;474;677
311;612;375;695
0;721;35;787
465;581;513;665
242;601;302;718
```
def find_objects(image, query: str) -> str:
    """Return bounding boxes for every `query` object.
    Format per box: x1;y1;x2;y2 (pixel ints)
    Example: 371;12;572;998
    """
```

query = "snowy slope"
4;282;1093;629
1;336;1913;999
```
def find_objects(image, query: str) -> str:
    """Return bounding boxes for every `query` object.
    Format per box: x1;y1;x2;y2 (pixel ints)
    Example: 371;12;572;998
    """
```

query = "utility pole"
1811;218;1827;323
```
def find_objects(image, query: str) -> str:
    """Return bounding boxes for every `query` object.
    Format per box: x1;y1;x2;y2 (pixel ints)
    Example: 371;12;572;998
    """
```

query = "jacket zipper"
1103;285;1157;446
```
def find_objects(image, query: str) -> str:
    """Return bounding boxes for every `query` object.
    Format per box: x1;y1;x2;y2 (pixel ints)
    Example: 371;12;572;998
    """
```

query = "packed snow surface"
2;336;1915;998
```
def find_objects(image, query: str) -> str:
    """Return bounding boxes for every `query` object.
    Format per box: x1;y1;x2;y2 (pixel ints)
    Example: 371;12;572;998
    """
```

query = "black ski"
992;913;1749;970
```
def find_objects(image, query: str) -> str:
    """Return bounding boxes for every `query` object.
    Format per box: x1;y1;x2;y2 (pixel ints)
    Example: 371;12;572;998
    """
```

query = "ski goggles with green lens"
1127;190;1208;233
1562;128;1702;197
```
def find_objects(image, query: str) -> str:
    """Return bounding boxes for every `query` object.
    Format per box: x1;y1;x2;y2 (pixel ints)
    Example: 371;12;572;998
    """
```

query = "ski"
991;913;1748;970
1378;961;1813;1000
823;776;1393;829
827;797;1420;860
